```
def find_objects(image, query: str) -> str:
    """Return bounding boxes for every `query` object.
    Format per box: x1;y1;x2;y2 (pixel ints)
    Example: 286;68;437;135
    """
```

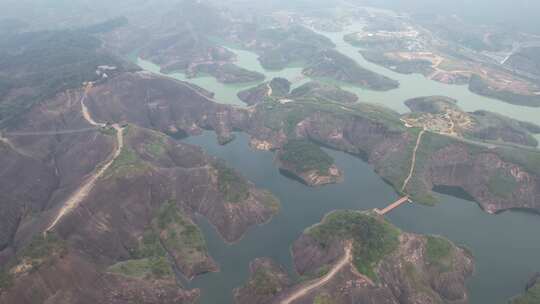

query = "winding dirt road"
266;82;273;97
0;134;28;156
280;242;353;304
401;129;426;192
45;85;124;233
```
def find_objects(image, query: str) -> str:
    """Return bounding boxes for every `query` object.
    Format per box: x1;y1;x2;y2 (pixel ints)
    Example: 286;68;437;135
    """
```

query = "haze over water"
130;14;540;304
138;25;540;126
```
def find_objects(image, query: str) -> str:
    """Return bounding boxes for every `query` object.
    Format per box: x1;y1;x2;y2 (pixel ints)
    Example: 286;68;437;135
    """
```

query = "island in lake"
235;210;473;304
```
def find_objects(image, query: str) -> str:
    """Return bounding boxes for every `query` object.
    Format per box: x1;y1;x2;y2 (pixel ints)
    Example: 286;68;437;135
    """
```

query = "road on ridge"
279;242;354;304
45;85;124;233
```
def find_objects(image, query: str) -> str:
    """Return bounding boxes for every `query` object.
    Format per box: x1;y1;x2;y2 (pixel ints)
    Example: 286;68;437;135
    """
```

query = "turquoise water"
131;30;540;304
183;132;540;304
317;25;540;125
136;28;540;126
136;47;307;106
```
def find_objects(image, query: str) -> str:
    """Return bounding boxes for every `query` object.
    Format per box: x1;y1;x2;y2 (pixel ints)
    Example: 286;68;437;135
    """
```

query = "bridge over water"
374;196;411;215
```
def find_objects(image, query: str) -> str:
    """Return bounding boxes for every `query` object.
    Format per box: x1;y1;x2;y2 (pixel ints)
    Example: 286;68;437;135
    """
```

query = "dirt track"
401;129;426;192
279;242;353;304
45;86;123;233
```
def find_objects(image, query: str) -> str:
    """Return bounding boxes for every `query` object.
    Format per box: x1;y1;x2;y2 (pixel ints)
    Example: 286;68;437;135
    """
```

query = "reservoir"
132;27;540;304
136;48;307;106
183;132;540;304
137;25;540;126
318;25;540;125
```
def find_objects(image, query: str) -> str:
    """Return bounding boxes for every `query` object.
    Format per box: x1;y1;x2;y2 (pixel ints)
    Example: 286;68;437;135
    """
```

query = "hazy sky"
2;0;540;34
360;0;540;33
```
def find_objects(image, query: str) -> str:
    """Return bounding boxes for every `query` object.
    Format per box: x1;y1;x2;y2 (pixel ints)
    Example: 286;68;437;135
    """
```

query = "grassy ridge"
303;49;399;91
214;160;250;203
0;29;132;126
108;257;171;279
255;26;335;70
469;75;540;107
279;139;334;174
257;98;404;135
511;282;540;304
109;200;210;280
110;226;173;280
307;211;400;280
0;233;67;289
425;236;454;272
156;201;209;269
248;268;283;296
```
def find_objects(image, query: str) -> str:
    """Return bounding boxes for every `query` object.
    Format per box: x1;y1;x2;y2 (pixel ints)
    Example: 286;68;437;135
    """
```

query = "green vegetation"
496;145;540;176
402;131;457;205
109;220;172;279
214;160;250;203
131;229;167;259
314;294;334;304
511;282;540;304
110;200;211;280
289;81;358;104
0;29;131;127
487;172;520;198
425;236;454;273
257;102;311;133
19;234;67;262
403;261;440;299
98;126;117;137
403;128;540;205
237;78;291;105
469;75;540;107
303;49;399;91
155;201;209;267
259;190;280;213
147;257;173;278
269;78;292;96
191;63;265;84
466;110;540;147
112;199;210;280
144;135;166;158
257;97;404;136
247;268;282;296
8;234;68;274
316;265;331;277
108;258;154;278
0;269;13;290
255;26;335;70
108;257;172;279
307;211;400;280
279;139;334;174
403;262;422;286
107;131;150;177
0;234;65;288
112;148;139;169
374;127;424;198
361;51;433;76
404;96;460;114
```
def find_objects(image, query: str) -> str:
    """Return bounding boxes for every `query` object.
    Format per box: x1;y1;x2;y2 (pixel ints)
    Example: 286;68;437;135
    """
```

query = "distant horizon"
360;0;540;33
3;0;540;34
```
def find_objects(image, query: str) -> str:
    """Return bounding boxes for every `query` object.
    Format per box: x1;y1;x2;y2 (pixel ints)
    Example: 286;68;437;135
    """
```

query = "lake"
132;28;540;304
183;132;540;304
